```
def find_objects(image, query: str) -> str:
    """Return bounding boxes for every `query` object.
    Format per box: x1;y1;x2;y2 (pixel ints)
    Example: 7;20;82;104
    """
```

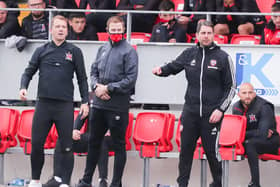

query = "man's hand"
95;83;111;100
267;129;274;138
177;16;190;25
152;66;162;75
72;129;81;140
80;103;89;119
209;109;223;124
19;89;27;101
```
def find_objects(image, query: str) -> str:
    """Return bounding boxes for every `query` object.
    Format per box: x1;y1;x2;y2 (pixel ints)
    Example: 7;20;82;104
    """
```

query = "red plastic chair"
0;108;20;153
256;0;275;22
17;109;54;154
125;112;134;150
133;112;169;158
219;114;247;187
230;34;261;45
172;0;184;11
259;115;280;161
214;34;229;44
97;32;109;41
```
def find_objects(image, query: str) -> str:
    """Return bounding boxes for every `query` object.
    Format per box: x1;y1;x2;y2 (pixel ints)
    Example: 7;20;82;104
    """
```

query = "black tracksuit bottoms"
177;110;222;187
244;135;279;186
82;108;128;187
31;98;74;184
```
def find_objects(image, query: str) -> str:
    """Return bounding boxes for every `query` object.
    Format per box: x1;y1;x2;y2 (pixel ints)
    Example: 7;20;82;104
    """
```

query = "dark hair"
68;12;86;20
159;0;175;11
271;3;280;12
196;20;214;33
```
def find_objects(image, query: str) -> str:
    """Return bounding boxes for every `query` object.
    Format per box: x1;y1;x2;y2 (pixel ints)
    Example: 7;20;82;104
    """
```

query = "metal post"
143;158;150;187
126;12;132;43
0;154;4;184
222;160;229;187
200;159;207;187
48;10;53;41
206;14;211;22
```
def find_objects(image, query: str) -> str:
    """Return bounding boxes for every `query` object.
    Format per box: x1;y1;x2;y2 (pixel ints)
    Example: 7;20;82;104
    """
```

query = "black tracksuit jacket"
160;43;236;116
20;41;89;104
232;96;279;140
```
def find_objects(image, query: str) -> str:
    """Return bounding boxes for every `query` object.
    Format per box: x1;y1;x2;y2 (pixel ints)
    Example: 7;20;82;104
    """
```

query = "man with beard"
21;0;49;39
232;83;279;187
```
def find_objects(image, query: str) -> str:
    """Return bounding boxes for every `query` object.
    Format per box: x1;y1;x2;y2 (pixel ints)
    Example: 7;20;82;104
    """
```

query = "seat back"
256;0;275;22
219;114;247;160
172;0;184;11
125;112;134;150
133;112;168;157
214;34;228;44
230;34;261;45
0;108;20;153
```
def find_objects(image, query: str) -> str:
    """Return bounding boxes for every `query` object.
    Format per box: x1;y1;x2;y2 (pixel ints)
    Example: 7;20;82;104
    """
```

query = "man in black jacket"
0;1;21;38
153;20;236;187
22;0;49;39
67;12;98;41
232;83;279;187
19;15;89;187
76;16;138;187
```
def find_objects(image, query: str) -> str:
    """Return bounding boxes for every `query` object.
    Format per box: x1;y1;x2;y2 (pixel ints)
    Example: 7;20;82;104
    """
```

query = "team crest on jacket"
210;59;217;66
249;114;257;123
65;52;73;61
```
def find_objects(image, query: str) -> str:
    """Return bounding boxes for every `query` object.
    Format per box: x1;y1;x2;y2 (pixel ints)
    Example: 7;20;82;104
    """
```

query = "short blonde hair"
106;16;125;31
51;15;68;28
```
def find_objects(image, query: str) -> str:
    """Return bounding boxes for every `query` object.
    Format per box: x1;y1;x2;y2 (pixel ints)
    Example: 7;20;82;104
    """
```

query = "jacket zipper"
199;48;205;117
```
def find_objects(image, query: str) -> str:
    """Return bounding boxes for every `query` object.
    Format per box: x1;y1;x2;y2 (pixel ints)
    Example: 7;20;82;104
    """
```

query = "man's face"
196;25;214;47
51;18;68;42
159;8;175;22
108;22;124;34
69;17;86;34
238;84;256;107
28;0;46;18
0;2;7;24
271;11;280;29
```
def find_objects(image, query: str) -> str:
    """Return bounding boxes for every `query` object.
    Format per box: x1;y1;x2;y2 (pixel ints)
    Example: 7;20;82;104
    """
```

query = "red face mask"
109;33;123;43
159;18;169;23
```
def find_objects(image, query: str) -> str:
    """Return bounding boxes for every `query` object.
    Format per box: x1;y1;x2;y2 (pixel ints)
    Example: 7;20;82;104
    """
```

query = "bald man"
232;83;280;187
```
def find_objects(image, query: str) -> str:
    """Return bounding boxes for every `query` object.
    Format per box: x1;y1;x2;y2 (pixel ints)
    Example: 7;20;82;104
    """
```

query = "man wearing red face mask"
76;16;138;187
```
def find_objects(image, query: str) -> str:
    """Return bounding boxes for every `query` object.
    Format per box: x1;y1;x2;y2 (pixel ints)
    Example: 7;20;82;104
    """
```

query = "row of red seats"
97;32;262;45
1;108;279;161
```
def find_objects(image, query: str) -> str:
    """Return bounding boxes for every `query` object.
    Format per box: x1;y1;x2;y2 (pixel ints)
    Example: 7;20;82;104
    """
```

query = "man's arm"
218;54;236;112
107;49;138;94
73;47;89;104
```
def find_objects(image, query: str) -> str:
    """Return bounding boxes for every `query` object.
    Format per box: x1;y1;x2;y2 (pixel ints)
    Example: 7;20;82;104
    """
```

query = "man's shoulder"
232;101;243;115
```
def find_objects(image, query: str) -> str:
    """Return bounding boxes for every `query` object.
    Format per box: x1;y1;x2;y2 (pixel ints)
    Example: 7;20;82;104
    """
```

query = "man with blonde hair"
20;15;89;187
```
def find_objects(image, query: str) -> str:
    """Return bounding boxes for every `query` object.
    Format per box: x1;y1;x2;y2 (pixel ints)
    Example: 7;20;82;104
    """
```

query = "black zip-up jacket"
159;43;236;116
232;96;279;140
20;41;89;104
183;0;215;22
0;15;21;39
21;13;49;39
215;0;265;25
91;39;138;112
79;0;116;9
67;24;98;41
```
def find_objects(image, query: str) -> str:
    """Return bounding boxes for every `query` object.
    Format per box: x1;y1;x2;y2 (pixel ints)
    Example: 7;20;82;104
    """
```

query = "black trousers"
82;108;128;187
244;135;279;186
177;110;222;187
55;134;113;181
31;99;74;184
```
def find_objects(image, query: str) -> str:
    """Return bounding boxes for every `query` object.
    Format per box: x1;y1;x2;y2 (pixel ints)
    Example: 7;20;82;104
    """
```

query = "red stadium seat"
172;0;184;11
97;32;109;41
125;112;134;150
230;34;261;45
258;115;280;161
256;0;275;22
219;114;247;187
0;108;20;153
214;34;229;44
17;109;54;154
